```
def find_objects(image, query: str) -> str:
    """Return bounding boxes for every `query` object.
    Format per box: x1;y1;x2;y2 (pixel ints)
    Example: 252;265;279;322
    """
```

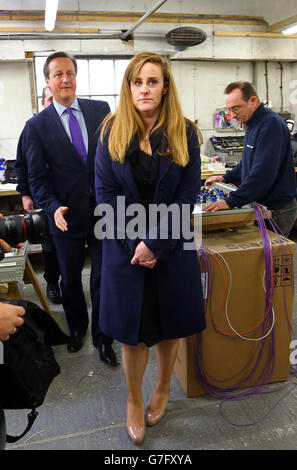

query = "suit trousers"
52;232;112;347
42;238;61;284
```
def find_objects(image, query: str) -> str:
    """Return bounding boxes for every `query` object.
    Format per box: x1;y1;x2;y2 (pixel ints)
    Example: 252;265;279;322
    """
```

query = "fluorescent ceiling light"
45;0;59;31
282;22;297;35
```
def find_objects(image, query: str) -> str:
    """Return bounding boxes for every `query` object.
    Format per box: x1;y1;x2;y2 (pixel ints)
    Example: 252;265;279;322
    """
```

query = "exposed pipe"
264;61;269;105
0;33;123;40
0;31;168;41
121;0;167;41
277;61;284;112
0;1;168;41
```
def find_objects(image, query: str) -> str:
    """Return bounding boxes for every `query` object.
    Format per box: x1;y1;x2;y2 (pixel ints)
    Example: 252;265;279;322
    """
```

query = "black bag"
0;300;69;443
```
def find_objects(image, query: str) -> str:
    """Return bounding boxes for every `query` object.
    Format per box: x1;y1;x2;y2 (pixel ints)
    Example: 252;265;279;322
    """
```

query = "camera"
0;209;49;260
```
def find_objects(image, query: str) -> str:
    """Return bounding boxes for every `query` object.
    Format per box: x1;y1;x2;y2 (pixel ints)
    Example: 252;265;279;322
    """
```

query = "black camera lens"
23;210;49;244
0;216;24;245
0;209;48;246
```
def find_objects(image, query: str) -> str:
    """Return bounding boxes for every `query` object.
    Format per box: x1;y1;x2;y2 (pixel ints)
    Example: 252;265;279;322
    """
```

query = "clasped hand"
131;241;157;269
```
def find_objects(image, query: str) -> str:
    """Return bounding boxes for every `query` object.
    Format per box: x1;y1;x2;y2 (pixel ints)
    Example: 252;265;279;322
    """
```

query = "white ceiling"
0;0;296;27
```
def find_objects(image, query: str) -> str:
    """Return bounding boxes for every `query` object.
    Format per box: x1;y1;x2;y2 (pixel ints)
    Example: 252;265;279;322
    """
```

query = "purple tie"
66;108;87;164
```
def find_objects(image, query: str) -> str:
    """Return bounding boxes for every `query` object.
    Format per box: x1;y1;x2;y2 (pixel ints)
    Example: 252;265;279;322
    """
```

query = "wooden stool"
0;258;51;314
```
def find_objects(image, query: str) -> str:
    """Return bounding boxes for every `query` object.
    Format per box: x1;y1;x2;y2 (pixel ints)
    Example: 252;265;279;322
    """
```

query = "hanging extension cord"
208;246;275;342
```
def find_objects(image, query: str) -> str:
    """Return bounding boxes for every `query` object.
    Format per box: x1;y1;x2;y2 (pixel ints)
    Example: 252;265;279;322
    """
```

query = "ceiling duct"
166;26;207;50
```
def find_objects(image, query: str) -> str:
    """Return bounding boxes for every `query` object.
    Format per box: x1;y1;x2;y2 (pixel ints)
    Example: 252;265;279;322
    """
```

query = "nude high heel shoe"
127;422;145;445
145;389;170;426
126;399;145;445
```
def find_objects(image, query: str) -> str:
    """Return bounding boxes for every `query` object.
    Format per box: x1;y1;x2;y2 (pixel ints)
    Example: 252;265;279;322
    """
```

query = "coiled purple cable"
195;203;294;425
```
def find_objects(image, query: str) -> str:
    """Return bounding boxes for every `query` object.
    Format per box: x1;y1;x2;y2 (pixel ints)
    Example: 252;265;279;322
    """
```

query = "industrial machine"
204;135;245;166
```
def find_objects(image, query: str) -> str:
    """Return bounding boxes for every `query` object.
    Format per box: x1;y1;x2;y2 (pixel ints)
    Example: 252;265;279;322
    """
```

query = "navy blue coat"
95;126;206;345
224;104;296;210
24;98;110;237
15;127;31;197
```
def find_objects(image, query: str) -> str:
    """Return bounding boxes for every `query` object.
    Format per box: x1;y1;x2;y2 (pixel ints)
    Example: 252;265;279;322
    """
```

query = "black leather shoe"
67;332;84;353
99;344;119;367
46;281;62;304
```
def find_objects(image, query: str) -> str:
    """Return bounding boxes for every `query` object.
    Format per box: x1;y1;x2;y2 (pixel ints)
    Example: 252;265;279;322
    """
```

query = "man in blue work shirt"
204;81;297;237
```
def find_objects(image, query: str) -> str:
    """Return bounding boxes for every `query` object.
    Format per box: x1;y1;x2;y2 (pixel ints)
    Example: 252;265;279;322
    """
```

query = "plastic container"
0;158;5;181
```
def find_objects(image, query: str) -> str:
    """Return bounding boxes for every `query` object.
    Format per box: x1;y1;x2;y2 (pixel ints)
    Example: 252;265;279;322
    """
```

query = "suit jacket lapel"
115;159;141;201
46;103;82;161
48;101;90;167
113;133;140;200
47;104;70;143
155;136;173;194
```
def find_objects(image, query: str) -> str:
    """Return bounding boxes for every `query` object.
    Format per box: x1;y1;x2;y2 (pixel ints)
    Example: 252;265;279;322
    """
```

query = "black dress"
127;133;163;347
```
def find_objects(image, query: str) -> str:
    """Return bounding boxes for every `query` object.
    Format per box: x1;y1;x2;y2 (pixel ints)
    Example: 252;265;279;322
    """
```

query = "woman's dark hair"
43;51;77;78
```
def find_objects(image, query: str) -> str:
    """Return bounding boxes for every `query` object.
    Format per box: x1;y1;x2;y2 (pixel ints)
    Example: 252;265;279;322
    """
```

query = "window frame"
34;54;133;113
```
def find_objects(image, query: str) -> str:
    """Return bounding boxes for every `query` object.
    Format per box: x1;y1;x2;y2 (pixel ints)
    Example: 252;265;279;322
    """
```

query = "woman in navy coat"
95;52;205;445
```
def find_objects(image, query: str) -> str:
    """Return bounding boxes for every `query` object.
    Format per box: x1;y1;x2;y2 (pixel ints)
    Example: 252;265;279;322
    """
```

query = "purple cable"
197;246;273;392
195;205;282;425
257;204;295;338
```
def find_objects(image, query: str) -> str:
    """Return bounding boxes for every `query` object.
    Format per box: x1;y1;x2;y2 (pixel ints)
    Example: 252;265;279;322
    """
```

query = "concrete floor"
4;228;297;451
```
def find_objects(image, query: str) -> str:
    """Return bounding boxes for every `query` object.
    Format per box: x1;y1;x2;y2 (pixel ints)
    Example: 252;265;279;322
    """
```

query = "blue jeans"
271;198;297;237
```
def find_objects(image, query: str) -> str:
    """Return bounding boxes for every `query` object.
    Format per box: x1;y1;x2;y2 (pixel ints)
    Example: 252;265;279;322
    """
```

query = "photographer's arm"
0;303;25;341
0;237;25;340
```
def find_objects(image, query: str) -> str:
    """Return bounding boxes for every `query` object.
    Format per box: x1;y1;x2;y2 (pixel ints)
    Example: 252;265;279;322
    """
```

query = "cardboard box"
174;229;295;397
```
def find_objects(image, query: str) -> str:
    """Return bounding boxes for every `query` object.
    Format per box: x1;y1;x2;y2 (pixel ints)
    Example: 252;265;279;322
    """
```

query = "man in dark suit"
15;87;62;305
22;51;118;365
